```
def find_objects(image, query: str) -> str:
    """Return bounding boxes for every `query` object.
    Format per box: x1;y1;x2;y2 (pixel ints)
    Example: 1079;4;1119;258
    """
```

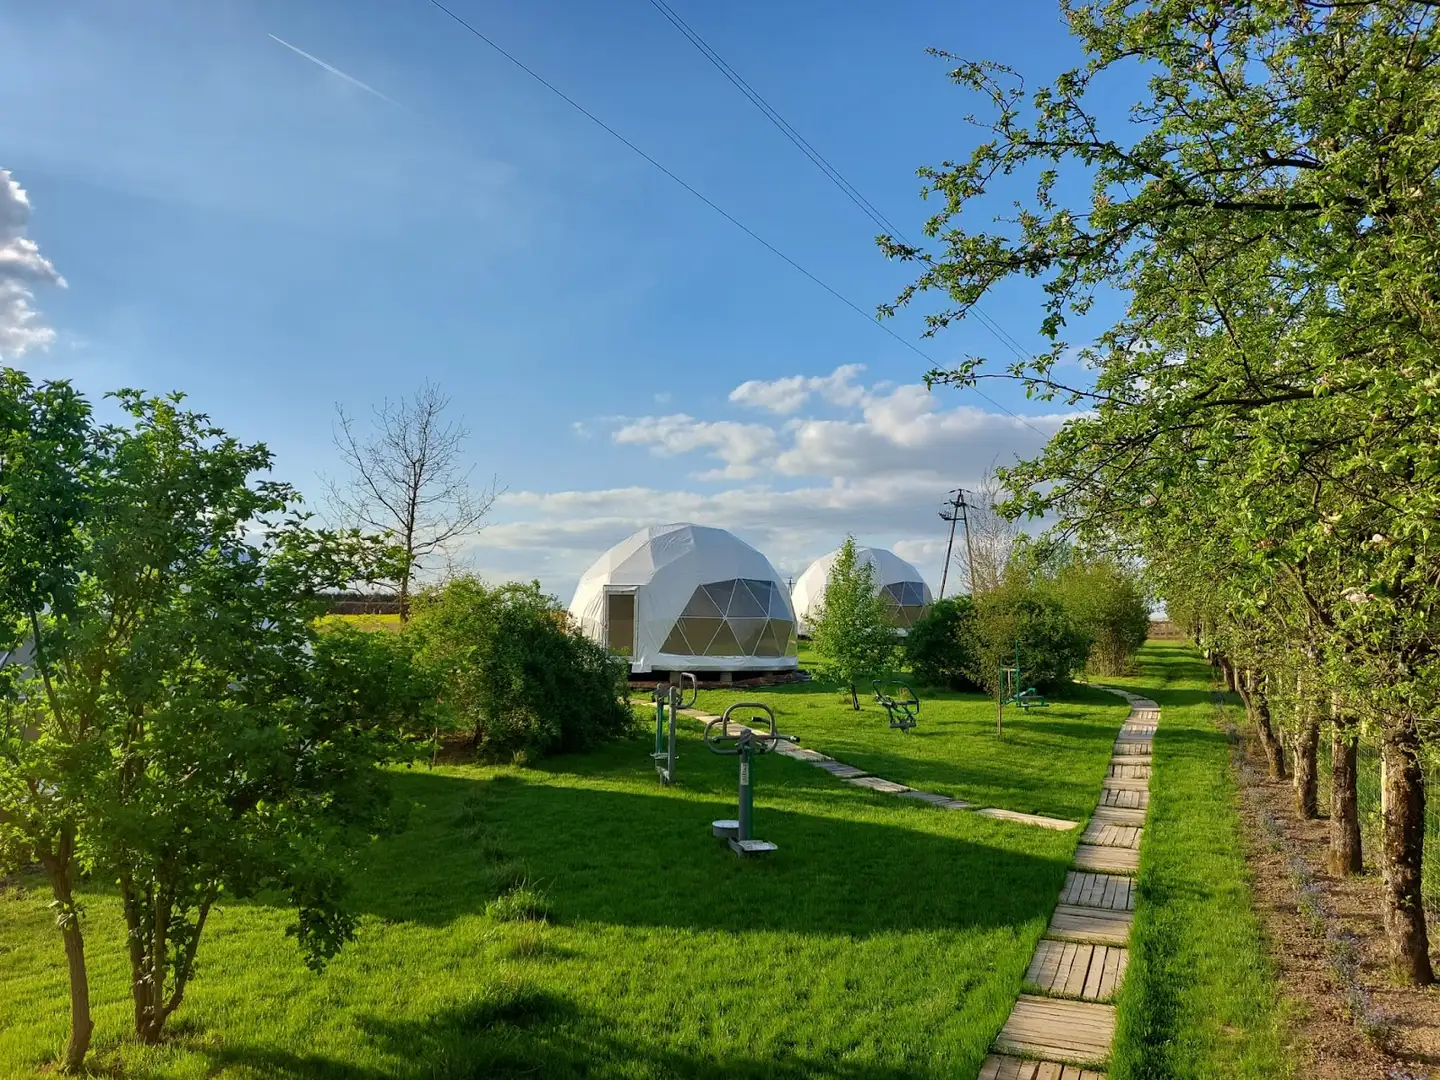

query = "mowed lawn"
2;666;1127;1080
1103;642;1291;1080
694;656;1129;820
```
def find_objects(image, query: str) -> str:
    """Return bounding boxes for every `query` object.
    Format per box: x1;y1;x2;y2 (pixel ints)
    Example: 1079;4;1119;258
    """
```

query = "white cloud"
613;413;780;480
462;364;1082;602
728;362;868;414
0;168;66;358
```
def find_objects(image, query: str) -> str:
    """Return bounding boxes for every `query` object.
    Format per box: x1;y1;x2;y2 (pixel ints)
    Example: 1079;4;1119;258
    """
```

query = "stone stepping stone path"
680;709;1080;832
980;689;1160;1078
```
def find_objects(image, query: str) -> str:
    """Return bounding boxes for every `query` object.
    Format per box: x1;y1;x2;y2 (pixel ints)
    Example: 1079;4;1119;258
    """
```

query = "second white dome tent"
791;545;934;636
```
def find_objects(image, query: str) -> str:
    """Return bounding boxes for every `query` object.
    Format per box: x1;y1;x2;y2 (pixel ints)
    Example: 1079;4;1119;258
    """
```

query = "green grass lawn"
693;650;1130;820
1;658;1127;1080
1103;642;1292;1080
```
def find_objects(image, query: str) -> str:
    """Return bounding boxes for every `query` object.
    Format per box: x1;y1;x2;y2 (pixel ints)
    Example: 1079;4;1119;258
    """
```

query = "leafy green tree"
883;0;1440;982
904;596;981;691
1051;555;1151;676
967;579;1092;696
1;383;418;1069
808;537;898;707
407;576;632;760
0;371;94;1072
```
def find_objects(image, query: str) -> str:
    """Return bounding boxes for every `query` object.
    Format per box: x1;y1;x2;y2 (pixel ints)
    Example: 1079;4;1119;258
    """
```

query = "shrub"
1051;557;1151;675
904;596;982;691
967;580;1091;694
407;577;633;760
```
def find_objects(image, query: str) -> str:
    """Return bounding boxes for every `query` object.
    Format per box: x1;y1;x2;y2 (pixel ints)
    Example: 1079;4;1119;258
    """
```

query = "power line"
647;0;1038;369
421;0;1048;437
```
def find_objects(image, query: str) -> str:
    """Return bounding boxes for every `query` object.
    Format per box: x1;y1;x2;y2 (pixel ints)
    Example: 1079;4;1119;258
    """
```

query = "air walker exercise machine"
651;672;697;786
872;679;920;733
705;702;796;856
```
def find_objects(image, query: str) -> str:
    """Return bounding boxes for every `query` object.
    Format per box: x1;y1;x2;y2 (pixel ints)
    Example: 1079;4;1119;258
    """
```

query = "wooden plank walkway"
685;710;1080;831
980;689;1160;1076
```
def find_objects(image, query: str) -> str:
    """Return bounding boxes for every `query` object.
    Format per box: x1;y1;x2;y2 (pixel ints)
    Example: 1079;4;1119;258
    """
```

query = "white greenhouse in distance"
569;523;798;675
791;545;934;636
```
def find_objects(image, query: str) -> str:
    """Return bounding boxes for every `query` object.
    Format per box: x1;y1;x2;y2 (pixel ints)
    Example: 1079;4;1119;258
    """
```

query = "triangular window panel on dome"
767;587;791;619
754;619;785;657
880;582;906;604
677;617;724;655
681;587;724;618
703;580;736;617
730;618;768;655
726;580;767;618
660;622;694;655
705;620;744;657
784;624;799;656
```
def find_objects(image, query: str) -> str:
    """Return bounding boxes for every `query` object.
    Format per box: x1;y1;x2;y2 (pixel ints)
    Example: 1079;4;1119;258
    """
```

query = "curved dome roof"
569;524;797;673
791;545;934;634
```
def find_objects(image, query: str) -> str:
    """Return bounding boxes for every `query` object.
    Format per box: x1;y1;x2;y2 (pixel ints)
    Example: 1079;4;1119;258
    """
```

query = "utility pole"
938;488;977;600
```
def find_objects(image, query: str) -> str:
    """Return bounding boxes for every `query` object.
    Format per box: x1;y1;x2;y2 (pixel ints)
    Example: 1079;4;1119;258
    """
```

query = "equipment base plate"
712;819;739;839
729;838;778;855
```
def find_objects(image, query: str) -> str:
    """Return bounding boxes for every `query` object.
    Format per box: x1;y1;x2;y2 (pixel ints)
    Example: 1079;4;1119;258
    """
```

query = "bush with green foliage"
807;537;898;702
967;579;1091;694
407;576;632;760
1051;557;1151;675
904;596;981;691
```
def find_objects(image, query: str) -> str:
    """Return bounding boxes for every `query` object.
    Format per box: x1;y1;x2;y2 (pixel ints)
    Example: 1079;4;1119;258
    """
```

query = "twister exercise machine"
997;643;1048;735
705;702;796;856
651;672;697;785
872;679;920;733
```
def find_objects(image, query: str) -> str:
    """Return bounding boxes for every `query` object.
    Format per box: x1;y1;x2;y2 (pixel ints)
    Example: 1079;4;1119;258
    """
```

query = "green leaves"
808;538;899;689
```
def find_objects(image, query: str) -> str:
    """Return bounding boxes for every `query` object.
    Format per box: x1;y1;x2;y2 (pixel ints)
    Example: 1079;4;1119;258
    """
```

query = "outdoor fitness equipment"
872;679;920;733
705;702;796;856
997;643;1048;735
651;672;697;785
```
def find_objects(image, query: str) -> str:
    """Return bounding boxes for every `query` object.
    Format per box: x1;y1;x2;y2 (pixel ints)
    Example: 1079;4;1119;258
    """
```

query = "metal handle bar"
670;671;699;709
704;702;795;754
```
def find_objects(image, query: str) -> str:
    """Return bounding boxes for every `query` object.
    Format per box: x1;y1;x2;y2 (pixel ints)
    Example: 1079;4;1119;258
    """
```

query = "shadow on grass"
204;987;943;1080
352;769;1069;938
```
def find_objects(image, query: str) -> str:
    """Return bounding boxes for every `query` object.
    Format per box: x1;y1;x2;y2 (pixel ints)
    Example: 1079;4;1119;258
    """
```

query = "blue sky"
1;0;1120;601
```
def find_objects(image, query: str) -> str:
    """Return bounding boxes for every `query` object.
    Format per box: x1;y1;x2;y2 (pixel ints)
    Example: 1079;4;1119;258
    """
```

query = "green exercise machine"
997;643;1048;734
872;679;920;733
705;702;796;856
651;672;697;785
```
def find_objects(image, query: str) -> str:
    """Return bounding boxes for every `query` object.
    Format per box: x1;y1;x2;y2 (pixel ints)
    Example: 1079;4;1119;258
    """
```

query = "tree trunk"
42;859;93;1074
1217;655;1237;694
1328;698;1363;875
1239;669;1287;779
1379;714;1433;985
1294;689;1320;819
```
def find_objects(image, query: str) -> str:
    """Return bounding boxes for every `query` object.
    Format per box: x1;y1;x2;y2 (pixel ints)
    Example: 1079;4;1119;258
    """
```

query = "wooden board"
1026;939;1129;1001
1098;786;1148;809
1109;754;1151;767
978;1055;1107;1080
1073;844;1140;874
1088;806;1147;827
1101;775;1149;791
779;747;831;762
1079;822;1143;849
940;798;976;810
975;807;1080;831
845;775;910;793
895;790;951;804
992;995;1115;1065
1048;904;1134;946
1113;741;1152;757
1060;872;1135;911
815;762;867;778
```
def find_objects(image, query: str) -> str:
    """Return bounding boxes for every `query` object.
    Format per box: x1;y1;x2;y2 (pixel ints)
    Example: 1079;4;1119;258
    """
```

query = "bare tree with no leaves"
326;382;500;619
956;466;1020;596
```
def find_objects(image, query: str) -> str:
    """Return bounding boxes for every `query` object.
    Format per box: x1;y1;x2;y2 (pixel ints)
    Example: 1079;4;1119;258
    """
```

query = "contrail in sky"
267;33;404;109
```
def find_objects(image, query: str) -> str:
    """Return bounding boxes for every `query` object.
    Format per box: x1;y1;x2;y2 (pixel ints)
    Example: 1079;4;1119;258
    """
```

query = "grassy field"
0;656;1131;1080
695;650;1130;820
1103;642;1292;1080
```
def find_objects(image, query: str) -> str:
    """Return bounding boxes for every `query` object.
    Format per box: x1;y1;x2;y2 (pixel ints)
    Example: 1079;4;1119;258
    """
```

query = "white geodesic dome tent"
791;545;934;636
569;523;798;674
